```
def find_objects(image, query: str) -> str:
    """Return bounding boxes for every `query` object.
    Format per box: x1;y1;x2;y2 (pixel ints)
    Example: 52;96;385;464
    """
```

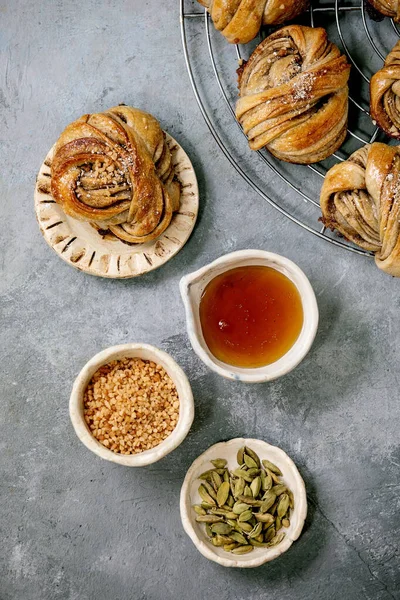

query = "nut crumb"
83;358;180;454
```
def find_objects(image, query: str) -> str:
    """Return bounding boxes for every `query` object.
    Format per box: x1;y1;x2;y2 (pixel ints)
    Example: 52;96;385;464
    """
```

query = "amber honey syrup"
199;265;304;368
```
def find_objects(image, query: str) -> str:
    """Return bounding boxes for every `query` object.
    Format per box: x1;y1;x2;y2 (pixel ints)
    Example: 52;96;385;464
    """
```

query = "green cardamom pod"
262;459;282;476
237;447;245;465
244;447;261;467
211;459;227;469
216;481;230;507
238;509;253;523
231;545;253;555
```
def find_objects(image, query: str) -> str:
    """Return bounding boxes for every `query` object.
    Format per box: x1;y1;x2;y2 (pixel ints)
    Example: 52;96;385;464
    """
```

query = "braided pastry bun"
197;0;309;44
370;41;400;139
236;26;351;164
367;0;400;21
51;106;180;244
320;143;400;276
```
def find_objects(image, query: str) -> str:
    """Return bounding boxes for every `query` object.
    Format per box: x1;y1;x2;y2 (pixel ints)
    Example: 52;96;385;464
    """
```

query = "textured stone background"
1;1;399;599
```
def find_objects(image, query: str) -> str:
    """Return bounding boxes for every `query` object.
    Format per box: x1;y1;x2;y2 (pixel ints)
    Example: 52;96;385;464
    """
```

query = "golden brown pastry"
51;105;180;244
236;26;351;164
320;143;400;276
370;41;400;139
367;0;400;21
197;0;309;44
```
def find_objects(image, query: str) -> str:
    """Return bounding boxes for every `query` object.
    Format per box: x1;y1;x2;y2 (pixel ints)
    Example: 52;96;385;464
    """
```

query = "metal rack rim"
180;0;381;258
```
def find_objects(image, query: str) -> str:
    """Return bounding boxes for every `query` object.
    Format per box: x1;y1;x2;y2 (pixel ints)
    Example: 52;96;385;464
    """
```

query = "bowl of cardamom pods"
180;438;307;568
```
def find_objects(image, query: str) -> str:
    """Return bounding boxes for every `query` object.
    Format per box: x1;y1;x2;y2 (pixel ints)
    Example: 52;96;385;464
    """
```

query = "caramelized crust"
367;0;400;21
320;143;400;276
198;0;309;44
51;106;180;244
236;26;351;164
370;40;400;139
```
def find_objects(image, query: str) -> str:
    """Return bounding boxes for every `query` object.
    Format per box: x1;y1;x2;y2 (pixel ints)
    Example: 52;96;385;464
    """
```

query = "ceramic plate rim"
34;132;199;278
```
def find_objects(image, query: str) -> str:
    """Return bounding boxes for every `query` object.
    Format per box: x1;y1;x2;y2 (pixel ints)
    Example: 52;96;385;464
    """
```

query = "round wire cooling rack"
180;0;400;256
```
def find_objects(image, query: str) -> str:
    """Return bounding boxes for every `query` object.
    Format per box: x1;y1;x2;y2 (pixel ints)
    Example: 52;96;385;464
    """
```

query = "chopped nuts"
83;358;179;454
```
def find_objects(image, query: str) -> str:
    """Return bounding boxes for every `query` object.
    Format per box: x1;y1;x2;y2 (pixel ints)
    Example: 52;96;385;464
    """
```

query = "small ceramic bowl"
180;250;319;383
180;438;307;568
69;343;194;466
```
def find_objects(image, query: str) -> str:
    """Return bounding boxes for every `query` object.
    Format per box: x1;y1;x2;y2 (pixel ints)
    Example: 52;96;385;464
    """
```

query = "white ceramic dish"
69;343;194;466
180;250;319;383
180;438;307;568
35;133;198;278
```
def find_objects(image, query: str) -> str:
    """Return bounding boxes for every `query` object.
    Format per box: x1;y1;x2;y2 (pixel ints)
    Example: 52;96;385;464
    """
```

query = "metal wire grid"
180;1;400;256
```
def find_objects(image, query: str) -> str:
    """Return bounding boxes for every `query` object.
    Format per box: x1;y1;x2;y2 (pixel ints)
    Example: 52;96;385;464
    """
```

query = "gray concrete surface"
1;1;399;599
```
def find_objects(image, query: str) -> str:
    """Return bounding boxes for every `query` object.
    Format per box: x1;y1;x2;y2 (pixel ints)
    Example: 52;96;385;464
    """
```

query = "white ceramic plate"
180;438;307;568
34;133;199;278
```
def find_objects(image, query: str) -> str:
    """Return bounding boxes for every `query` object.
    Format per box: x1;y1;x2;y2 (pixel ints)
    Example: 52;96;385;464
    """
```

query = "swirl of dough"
51;106;180;244
320;143;400;277
236;26;351;164
370;41;400;139
367;0;400;21
197;0;309;44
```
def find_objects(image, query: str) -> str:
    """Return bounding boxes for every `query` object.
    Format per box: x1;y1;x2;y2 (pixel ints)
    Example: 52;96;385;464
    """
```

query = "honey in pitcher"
199;265;304;368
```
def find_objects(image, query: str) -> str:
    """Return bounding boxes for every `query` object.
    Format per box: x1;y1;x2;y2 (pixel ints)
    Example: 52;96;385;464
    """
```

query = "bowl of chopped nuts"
69;343;194;466
180;439;307;568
